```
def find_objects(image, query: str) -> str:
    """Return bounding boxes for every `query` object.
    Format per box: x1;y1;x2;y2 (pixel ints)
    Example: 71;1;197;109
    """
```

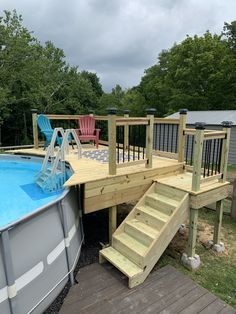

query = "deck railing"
183;122;231;192
107;108;156;175
153;118;180;159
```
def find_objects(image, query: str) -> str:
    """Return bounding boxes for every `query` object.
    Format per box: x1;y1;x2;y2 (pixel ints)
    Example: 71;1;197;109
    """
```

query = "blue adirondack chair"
37;114;63;148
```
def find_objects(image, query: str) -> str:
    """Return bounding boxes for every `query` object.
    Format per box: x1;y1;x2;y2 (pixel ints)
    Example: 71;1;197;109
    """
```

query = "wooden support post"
220;121;232;183
192;122;205;192
107;108;117;175
31;109;38;149
145;108;156;169
178;109;188;163
109;205;117;244
231;179;236;221
213;200;224;245
123;109;130;151
187;208;198;257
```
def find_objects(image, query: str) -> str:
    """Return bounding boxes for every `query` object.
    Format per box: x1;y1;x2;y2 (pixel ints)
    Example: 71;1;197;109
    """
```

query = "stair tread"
100;246;143;278
114;233;148;256
126;219;159;239
148;193;179;206
137;205;170;222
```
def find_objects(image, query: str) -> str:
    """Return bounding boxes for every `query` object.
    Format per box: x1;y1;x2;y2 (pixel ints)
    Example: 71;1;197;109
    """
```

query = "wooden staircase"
99;182;189;288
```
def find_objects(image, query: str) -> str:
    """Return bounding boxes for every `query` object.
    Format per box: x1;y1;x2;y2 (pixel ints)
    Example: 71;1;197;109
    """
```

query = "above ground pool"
0;155;63;229
0;154;83;314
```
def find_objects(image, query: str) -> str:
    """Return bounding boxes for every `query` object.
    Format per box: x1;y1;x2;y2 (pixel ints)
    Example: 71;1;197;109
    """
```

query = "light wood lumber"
187;208;198;257
116;159;146;168
178;113;187;162
220;127;231;183
145;115;154;168
213;200;223;245
108;114;117;175
109;206;117;244
192;128;204;192
32;111;39;149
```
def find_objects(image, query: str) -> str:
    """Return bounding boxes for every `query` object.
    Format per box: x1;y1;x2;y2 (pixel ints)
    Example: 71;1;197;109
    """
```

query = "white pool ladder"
35;128;82;193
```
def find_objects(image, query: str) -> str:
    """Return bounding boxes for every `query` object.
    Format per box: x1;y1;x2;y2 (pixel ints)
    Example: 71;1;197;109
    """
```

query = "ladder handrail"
41;127;65;172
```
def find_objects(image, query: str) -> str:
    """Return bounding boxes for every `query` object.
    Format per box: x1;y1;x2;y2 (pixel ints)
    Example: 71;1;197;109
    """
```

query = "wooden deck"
59;263;235;314
9;146;181;185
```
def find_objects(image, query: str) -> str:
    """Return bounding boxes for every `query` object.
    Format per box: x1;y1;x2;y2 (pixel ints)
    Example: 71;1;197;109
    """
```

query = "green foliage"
0;10;103;145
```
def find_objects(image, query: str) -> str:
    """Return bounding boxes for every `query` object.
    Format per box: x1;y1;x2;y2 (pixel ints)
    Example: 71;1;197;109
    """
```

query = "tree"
0;10;102;145
138;31;236;116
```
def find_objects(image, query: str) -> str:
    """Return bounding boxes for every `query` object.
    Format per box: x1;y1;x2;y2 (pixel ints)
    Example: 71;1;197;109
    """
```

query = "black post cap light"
123;109;130;114
195;122;206;130
179;108;188;114
221;121;233;128
145;108;157;115
31;109;38;113
107;108;118;115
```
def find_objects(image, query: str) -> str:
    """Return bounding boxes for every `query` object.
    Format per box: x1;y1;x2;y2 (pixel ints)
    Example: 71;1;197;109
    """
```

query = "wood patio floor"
59;263;235;314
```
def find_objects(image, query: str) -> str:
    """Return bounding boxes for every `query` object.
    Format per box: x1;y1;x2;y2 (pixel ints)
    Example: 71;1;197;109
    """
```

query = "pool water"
0;159;64;228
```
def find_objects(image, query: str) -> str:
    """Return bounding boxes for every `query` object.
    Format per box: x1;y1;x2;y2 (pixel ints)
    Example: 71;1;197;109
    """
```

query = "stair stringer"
129;192;189;288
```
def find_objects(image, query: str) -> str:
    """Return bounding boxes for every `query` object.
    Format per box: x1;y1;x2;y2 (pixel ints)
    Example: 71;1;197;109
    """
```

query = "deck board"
9;146;181;185
59;263;235;314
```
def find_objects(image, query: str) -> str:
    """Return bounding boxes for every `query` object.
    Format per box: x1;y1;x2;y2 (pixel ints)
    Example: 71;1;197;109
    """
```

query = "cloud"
0;0;236;91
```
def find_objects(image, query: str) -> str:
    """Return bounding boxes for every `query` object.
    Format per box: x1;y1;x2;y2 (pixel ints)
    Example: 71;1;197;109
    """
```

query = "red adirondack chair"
77;115;100;148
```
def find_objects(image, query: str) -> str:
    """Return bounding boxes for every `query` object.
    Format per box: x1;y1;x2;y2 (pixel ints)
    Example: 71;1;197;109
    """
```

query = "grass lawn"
156;208;236;309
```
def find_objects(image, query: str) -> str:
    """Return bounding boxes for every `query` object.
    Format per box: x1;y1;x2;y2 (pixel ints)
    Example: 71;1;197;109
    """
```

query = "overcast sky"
0;0;236;91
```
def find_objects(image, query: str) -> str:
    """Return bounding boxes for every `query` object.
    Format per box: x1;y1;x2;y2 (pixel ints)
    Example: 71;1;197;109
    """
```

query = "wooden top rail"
154;118;180;124
184;128;227;139
116;117;149;126
204;131;226;140
184;128;196;135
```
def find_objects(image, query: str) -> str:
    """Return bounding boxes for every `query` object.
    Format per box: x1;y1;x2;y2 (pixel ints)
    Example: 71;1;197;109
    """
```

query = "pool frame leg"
1;230;18;314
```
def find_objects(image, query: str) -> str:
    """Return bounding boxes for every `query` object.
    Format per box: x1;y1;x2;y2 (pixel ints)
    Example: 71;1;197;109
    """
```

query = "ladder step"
99;247;143;278
113;233;148;267
124;219;158;246
145;193;176;215
135;205;169;230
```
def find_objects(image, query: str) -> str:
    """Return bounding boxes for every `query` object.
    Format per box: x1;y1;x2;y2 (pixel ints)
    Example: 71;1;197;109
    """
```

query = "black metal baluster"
185;135;189;164
128;125;131;161
207;140;212;176
122;126;125;162
203;140;208;178
133;126;135;161
175;125;179;153
218;139;223;173
215;139;220;174
190;135;194;166
159;124;161;150
211;139;216;175
167;124;170;152
162;124;165;151
171;124;174;153
117;126;120;163
138;125;140;160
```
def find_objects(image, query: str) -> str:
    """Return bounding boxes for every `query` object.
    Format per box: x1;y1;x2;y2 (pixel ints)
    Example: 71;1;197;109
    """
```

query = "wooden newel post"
192;122;205;192
145;108;156;169
107;108;117;175
31;109;38;149
220;121;232;183
123;109;130;151
231;179;236;221
178;109;188;163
